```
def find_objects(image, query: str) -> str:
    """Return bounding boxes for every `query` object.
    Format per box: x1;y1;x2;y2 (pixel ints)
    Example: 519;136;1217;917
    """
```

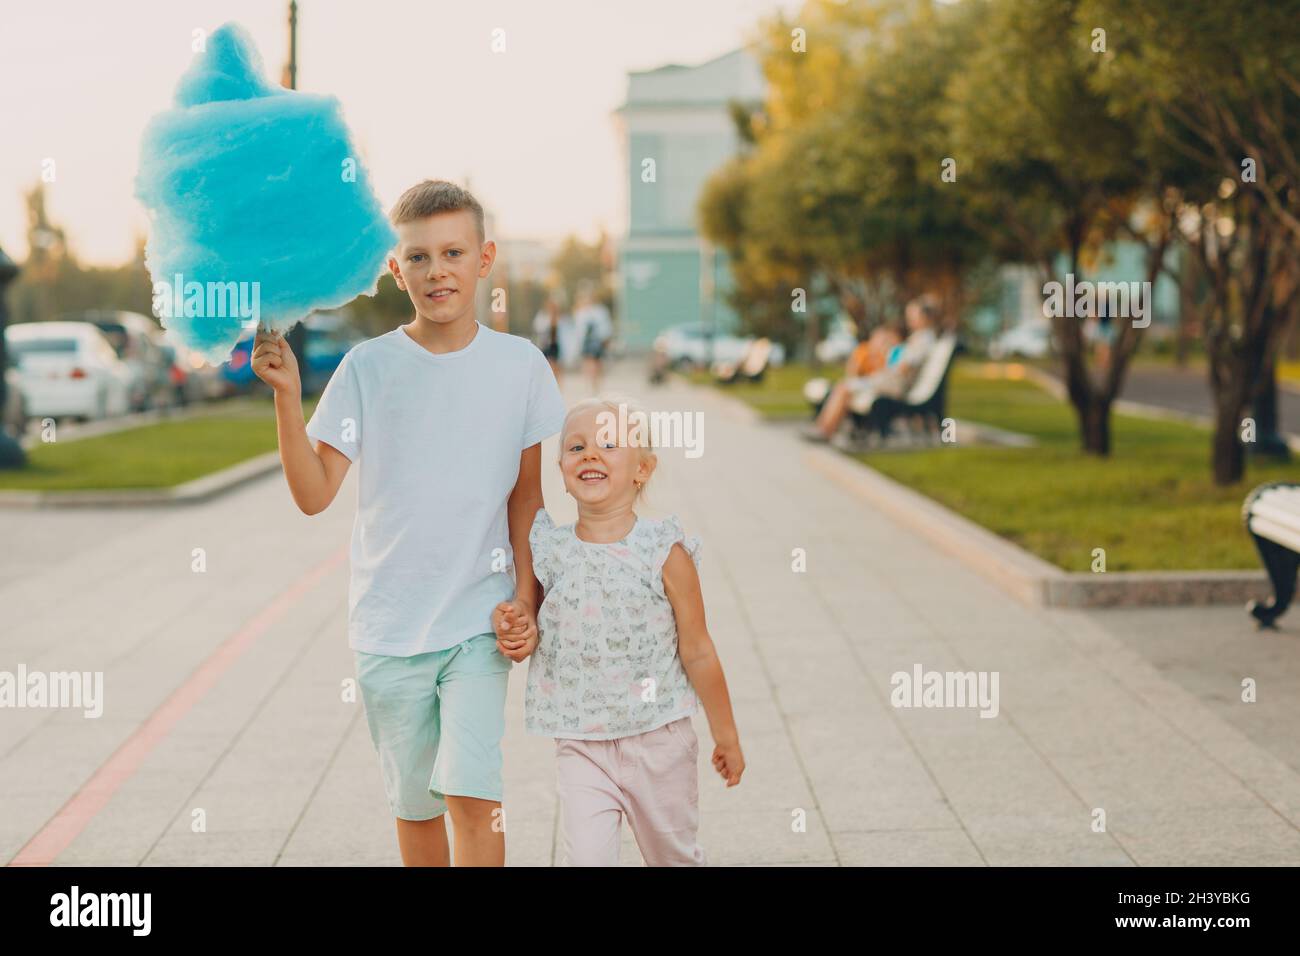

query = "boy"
251;180;564;866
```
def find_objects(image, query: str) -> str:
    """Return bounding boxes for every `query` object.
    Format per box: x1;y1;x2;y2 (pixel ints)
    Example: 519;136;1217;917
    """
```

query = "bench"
714;337;772;385
852;333;960;441
1243;481;1300;627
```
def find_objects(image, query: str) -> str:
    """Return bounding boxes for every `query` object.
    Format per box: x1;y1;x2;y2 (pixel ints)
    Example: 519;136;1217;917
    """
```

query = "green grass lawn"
0;396;319;492
700;361;1292;571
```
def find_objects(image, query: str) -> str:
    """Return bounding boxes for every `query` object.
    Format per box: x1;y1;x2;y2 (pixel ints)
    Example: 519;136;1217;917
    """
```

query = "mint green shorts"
354;633;512;820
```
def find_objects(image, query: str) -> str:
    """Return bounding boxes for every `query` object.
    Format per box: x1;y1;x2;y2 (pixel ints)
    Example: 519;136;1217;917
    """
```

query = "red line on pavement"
7;545;348;866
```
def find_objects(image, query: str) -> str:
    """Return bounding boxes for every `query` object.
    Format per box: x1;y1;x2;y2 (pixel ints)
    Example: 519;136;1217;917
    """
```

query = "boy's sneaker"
800;425;830;444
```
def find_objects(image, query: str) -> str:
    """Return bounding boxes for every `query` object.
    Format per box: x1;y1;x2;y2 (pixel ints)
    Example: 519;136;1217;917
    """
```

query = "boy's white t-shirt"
305;322;566;657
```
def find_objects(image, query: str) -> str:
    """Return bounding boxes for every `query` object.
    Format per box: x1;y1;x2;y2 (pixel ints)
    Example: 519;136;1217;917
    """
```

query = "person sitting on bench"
805;321;900;409
848;322;902;380
804;295;939;443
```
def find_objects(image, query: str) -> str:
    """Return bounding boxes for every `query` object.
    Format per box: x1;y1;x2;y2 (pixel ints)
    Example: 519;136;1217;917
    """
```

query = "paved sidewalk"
2;359;1299;865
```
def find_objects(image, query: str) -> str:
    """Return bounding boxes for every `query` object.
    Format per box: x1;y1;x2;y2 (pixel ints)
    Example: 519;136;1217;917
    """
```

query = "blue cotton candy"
135;22;396;363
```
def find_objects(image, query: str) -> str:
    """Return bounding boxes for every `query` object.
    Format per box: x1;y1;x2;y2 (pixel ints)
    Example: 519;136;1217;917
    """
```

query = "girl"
494;395;744;866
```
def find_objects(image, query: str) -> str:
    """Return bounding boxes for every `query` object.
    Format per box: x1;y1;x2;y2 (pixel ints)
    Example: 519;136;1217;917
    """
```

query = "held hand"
711;738;745;787
493;599;539;662
251;330;301;395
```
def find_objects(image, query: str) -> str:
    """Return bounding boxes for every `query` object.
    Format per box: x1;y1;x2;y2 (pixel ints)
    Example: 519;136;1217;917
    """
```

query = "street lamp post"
281;0;310;391
0;244;26;468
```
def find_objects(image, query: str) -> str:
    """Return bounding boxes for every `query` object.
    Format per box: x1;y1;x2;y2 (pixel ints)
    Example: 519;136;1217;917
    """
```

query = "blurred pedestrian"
573;280;613;393
533;289;567;384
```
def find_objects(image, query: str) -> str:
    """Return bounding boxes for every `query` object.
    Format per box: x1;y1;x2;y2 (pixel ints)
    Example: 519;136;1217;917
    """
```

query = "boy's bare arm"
253;331;351;515
495;443;544;662
507;442;545;610
275;392;351;515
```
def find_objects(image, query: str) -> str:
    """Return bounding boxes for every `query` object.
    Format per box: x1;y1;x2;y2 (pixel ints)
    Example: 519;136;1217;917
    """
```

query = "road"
1046;361;1300;437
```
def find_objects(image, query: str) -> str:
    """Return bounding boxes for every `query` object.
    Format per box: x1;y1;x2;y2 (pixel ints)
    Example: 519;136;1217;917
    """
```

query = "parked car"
4;321;133;421
222;331;257;393
301;322;362;394
988;321;1052;360
63;310;174;411
224;317;361;395
175;345;229;402
653;322;786;370
158;342;225;405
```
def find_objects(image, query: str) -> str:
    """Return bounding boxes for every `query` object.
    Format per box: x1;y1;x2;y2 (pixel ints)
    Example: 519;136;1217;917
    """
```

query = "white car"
654;322;785;369
5;322;134;421
988;321;1052;360
71;310;173;411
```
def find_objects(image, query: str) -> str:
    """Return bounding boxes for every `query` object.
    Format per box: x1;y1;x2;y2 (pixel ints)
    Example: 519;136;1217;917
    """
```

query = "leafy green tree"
944;0;1171;456
1080;0;1300;482
700;0;989;358
550;234;611;312
9;185;156;324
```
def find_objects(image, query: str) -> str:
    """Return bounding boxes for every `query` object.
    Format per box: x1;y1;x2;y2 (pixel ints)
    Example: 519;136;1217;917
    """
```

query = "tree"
8;184;156;324
944;0;1170;456
1081;0;1300;482
550;235;610;310
698;142;826;355
699;0;989;355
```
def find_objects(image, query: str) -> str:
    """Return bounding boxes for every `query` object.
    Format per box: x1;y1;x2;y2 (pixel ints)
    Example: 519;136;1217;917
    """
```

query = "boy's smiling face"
388;210;495;325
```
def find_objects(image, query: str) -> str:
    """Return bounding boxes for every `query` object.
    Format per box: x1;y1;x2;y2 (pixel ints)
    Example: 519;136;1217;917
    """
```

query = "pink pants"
555;717;706;866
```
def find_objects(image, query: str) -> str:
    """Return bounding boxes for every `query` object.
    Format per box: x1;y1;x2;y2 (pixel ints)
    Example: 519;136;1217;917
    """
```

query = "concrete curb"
805;444;1270;609
0;450;283;509
805;444;1061;606
1043;570;1269;608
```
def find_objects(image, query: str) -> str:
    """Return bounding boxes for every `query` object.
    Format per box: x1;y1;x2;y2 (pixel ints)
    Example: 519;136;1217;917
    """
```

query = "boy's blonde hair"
560;395;657;498
389;179;485;244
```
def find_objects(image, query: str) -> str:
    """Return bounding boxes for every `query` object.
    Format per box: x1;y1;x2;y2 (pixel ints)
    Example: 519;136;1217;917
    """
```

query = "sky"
0;0;801;267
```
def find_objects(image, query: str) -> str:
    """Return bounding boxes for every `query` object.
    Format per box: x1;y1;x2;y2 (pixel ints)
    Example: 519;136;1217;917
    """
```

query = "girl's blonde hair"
560;394;658;498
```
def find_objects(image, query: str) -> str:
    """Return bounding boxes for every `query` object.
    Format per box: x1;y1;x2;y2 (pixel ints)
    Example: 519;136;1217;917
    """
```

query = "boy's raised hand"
493;599;538;662
251;330;301;395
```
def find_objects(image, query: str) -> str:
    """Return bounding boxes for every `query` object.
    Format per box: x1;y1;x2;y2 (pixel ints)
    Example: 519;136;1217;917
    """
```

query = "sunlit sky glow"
0;0;800;266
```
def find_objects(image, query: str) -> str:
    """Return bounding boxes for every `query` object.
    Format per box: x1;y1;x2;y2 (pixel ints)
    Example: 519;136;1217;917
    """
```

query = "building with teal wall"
615;49;763;350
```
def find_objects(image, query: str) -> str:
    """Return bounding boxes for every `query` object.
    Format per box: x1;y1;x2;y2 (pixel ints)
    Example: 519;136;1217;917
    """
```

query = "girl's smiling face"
560;404;654;509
